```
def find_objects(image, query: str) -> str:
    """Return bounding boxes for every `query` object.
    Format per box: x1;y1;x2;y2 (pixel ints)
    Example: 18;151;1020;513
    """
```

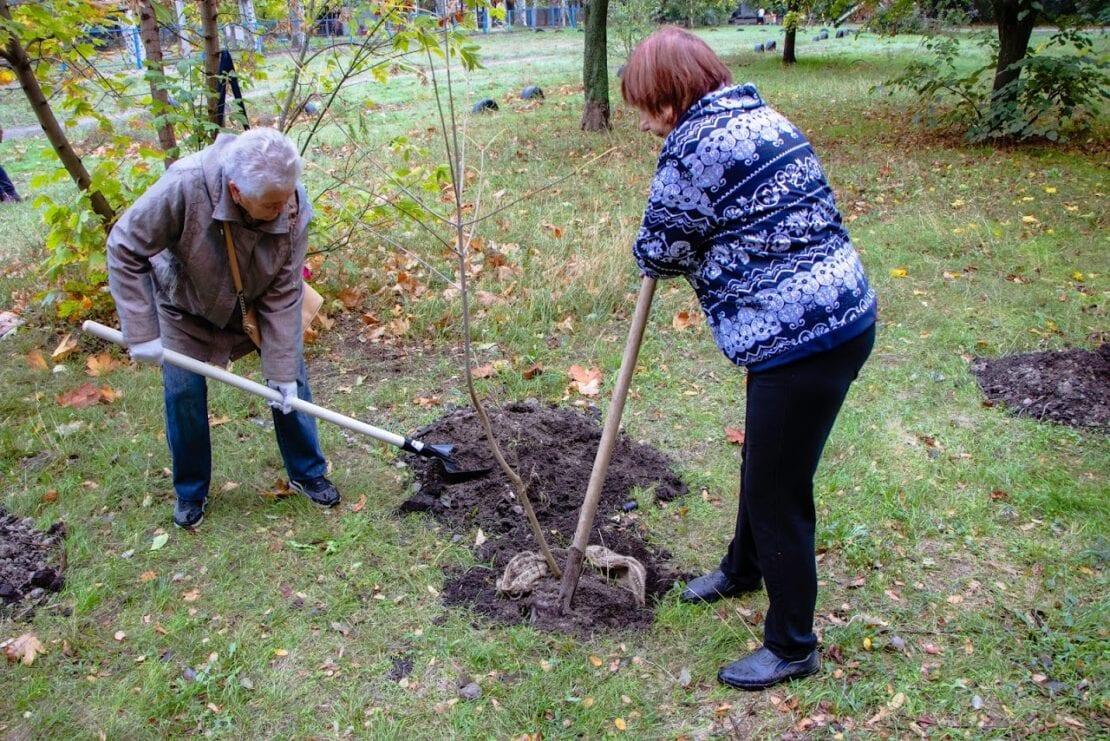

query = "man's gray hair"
223;128;302;199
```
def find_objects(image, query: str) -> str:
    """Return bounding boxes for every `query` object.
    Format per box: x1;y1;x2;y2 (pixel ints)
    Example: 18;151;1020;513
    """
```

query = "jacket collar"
672;83;765;134
203;133;292;235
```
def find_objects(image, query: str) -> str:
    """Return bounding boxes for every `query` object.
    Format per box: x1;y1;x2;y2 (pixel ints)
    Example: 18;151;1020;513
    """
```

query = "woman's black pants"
720;324;875;660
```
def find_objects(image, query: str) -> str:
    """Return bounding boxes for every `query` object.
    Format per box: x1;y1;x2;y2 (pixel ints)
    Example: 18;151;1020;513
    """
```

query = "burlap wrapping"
496;545;646;606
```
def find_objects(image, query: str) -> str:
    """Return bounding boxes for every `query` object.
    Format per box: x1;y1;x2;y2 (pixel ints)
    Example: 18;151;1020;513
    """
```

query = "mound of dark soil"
971;344;1109;431
399;401;690;634
0;508;66;616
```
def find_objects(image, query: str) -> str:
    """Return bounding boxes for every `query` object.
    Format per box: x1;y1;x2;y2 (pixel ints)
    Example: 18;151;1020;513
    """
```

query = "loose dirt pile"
399;401;690;634
0;507;66;617
972;344;1109;431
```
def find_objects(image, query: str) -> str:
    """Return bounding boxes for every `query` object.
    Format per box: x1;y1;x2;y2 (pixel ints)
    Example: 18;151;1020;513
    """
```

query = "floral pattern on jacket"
633;84;876;368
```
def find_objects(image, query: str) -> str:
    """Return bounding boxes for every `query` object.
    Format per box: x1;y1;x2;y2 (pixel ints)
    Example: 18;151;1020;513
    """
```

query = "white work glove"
266;380;298;415
128;337;164;366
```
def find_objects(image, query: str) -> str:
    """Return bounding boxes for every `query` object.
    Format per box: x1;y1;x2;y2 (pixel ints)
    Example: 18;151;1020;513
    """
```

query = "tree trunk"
288;0;306;50
783;28;796;63
174;0;191;57
137;0;178;167
198;0;221;136
580;0;610;132
238;0;258;50
991;0;1036;96
0;0;115;226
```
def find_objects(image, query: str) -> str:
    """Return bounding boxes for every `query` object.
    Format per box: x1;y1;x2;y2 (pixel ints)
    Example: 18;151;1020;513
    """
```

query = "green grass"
2;24;1108;739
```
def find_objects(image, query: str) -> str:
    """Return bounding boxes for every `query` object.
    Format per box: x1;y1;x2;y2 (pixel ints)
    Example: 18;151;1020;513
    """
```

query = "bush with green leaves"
883;28;1109;142
609;0;661;59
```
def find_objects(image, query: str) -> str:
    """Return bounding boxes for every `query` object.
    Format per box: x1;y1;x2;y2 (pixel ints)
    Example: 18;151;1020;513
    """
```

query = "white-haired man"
107;128;340;529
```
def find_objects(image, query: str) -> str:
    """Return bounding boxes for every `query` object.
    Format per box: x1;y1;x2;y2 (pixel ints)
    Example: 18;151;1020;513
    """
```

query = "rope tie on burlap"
496;545;646;607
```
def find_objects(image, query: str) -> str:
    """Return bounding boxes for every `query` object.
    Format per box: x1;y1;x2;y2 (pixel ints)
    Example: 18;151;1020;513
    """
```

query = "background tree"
581;0;612;131
135;0;179;166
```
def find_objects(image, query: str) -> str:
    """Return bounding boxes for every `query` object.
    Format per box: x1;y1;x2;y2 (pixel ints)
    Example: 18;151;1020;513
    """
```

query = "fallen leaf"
274;648;289;657
672;311;701;330
42;490;58;503
86;352;122;377
3;634;46;665
182;590;200;602
474;528;487;547
139;571;157;582
568;365;602;397
330;622;351;637
57;383;102;409
208;415;231;427
114;631;126;641
542;222;564;239
614;718;627;731
471;364;496;379
589;655;603;667
522;363;544;380
888;692;906;710
724;427;745;445
350;494;367;513
51;333;78;361
26;350;48;371
890;268;908;278
97;386;121;403
151;533;169;551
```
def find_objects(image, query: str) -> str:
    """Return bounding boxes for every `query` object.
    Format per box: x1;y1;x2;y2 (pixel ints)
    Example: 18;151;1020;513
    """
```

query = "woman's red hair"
621;26;732;124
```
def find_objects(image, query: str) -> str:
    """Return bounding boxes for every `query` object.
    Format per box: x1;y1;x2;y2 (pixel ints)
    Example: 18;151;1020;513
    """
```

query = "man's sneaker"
173;499;206;529
289;477;341;507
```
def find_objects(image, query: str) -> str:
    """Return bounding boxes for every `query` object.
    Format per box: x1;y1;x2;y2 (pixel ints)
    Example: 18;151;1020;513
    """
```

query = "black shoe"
718;647;820;691
173;499;206;529
680;568;761;604
289;477;341;507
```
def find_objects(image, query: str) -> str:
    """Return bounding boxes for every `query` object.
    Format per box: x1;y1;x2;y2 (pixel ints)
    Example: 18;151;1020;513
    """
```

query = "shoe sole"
717;663;820;691
173;514;203;530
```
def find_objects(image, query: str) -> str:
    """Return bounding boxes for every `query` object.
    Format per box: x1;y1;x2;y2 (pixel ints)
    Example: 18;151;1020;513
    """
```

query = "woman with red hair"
623;27;877;691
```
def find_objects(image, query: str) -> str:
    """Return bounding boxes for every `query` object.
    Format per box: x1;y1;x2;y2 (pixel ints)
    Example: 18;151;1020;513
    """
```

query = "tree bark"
783;27;796;63
198;0;221;137
580;0;611;132
0;0;115;226
991;0;1036;95
137;0;178;167
238;0;258;50
288;0;306;50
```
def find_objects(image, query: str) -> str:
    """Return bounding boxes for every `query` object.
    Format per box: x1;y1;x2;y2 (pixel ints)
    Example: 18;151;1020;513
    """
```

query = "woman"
622;27;877;690
107;128;341;529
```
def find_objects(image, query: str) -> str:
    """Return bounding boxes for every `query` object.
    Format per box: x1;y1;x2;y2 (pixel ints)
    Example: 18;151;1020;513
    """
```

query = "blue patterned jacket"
633;84;877;370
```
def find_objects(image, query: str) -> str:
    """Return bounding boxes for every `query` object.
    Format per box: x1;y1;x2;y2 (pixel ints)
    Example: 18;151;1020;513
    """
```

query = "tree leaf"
51;333;78;360
85;352;121;377
57;383;102;409
724;427;745;445
3;634;46;666
151;533;169;551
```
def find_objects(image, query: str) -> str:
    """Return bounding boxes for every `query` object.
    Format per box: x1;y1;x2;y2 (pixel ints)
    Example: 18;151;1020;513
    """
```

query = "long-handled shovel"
557;277;657;612
82;320;486;482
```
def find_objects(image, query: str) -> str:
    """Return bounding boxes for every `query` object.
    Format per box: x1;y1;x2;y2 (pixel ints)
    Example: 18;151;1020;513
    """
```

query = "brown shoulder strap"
222;222;245;293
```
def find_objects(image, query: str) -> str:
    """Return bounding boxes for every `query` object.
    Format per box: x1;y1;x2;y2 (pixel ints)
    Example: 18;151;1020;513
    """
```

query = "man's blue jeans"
163;357;328;503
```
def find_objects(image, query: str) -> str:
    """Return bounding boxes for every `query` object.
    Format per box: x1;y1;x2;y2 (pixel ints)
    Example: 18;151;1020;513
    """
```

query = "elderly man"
107;128;340;529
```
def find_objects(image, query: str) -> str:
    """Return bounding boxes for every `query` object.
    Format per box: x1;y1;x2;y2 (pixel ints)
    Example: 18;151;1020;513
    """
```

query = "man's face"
229;182;293;223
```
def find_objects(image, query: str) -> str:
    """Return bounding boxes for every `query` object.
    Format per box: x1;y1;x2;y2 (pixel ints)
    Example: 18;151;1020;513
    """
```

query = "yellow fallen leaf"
890;268;908;278
51;333;78;361
26;350;48;371
3;633;46;666
274;648;289;656
614;718;627;731
589;655;603;667
1021;215;1039;224
139;571;157;582
86;352;122;377
1044;187;1056;194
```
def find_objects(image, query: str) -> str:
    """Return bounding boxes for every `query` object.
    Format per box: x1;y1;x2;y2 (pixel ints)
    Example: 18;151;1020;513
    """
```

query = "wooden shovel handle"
559;276;657;611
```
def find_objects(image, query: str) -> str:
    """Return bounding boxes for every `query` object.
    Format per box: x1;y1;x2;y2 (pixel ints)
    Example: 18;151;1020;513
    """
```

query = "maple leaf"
98;386;121;403
86;352;122;377
568;365;602;397
3;633;46;666
57;383;103;409
724;427;745;445
336;288;364;310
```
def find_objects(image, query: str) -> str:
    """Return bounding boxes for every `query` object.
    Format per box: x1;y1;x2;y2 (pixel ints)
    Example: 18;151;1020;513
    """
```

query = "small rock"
459;682;482;701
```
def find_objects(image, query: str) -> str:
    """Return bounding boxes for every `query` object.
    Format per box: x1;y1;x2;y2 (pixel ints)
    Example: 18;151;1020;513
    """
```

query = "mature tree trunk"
288;0;306;50
782;27;797;63
0;0;115;226
782;0;799;64
991;0;1036;95
198;0;221;136
580;0;611;131
174;0;191;57
238;0;258;49
136;0;178;167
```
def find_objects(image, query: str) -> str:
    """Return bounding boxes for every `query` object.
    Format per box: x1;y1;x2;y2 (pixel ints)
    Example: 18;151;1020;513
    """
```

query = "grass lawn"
1;25;1107;739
